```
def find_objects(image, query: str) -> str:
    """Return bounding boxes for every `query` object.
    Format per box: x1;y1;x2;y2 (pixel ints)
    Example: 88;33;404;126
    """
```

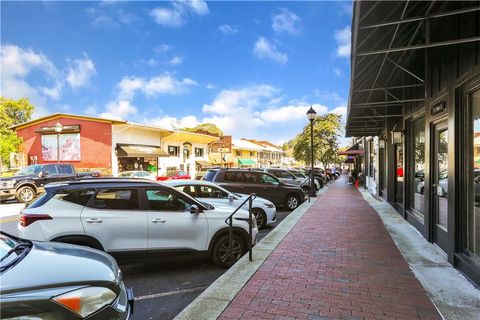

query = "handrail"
224;193;257;265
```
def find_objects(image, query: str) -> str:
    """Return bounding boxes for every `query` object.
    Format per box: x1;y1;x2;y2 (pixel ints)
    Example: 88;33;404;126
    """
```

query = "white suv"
18;179;258;268
164;180;277;229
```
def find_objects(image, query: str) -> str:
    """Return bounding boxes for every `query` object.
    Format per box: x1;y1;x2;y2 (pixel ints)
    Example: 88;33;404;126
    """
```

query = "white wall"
159;140;210;178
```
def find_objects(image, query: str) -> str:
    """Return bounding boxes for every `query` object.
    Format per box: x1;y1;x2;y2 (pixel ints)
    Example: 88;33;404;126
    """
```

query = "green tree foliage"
292;113;344;168
0;97;35;168
182;123;224;137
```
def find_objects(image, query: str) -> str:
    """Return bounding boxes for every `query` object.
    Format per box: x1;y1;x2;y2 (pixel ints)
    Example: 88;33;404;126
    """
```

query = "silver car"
0;232;134;319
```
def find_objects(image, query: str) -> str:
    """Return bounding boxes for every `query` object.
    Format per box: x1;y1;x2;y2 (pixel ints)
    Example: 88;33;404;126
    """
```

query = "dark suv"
203;169;305;210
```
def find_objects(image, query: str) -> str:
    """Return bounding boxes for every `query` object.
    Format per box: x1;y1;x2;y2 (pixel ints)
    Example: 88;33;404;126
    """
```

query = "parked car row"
0;164;100;203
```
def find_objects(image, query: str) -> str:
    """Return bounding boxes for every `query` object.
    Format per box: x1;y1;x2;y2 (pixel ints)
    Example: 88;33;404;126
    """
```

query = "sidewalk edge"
174;186;329;320
358;189;480;320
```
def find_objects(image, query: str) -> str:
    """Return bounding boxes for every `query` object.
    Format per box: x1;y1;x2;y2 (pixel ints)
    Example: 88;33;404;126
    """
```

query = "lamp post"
54;121;63;163
306;106;317;197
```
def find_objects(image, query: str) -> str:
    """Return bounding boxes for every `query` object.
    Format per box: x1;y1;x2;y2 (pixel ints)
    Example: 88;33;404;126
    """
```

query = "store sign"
35;124;80;134
130;146;157;153
431;101;446;116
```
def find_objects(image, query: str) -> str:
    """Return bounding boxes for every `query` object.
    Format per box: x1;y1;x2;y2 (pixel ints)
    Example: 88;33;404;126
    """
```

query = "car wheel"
251;208;267;229
212;234;246;268
16;186;36;203
285;194;300;210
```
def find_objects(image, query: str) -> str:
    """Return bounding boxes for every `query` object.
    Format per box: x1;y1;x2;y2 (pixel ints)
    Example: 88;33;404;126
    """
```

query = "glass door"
432;120;449;252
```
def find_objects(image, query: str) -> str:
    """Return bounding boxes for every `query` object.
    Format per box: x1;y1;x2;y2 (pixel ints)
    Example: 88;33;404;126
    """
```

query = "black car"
0;232;134;319
203;169;305;210
0;164;100;203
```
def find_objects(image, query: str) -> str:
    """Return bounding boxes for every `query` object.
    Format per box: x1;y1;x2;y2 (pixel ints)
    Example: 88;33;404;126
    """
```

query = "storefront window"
395;143;404;205
368;140;374;177
468;88;480;256
411;117;425;217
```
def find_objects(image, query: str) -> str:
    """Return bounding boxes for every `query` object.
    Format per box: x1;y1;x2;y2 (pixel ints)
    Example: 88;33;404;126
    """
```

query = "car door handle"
151;218;166;223
85;218;103;223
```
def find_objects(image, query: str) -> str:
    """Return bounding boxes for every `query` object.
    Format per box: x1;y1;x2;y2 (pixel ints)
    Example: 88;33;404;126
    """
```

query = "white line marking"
135;285;208;301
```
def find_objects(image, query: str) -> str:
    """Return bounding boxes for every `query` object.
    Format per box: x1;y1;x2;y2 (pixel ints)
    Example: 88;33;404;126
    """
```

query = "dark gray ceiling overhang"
346;1;480;137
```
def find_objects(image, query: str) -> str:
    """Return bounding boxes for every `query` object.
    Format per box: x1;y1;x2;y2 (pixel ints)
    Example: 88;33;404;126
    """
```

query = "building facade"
346;1;480;285
12;114;123;173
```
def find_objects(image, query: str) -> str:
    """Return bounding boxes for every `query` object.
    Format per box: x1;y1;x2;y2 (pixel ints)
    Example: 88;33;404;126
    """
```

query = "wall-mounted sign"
391;131;403;144
35;124;80;134
431;101;446;116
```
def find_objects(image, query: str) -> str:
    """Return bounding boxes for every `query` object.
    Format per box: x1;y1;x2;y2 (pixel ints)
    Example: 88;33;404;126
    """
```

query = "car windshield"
15;165;43;176
290;170;306;179
0;234;17;260
0;233;31;272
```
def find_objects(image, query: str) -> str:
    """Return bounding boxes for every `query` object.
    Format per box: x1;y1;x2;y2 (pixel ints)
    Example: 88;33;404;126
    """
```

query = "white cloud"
333;68;341;76
218;24;238;35
256;104;328;123
154;43;173;53
148;115;200;130
205;83;217;90
150;6;185;27
117;73;197;100
86;7;139;29
253;37;288;65
66;55;96;88
100;100;137;120
335;26;351;58
331;106;347;121
0;44;64;115
150;0;209;27
203;84;277;115
169;56;183;66
272;8;302;35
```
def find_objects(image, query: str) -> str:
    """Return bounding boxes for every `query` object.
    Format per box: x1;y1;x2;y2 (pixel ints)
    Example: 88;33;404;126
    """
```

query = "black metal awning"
346;1;480;137
116;144;169;158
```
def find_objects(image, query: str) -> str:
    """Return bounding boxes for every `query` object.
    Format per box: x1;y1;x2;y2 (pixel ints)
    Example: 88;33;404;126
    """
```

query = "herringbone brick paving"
219;175;442;320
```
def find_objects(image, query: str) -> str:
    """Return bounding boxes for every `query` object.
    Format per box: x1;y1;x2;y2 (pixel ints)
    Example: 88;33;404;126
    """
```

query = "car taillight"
20;213;52;227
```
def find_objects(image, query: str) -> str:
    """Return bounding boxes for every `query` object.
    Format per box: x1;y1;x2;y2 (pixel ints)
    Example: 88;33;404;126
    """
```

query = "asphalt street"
0;203;291;320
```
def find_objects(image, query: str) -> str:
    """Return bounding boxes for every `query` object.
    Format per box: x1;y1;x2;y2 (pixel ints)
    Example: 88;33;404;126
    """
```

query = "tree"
291;113;343;168
0;97;35;169
182;123;224;137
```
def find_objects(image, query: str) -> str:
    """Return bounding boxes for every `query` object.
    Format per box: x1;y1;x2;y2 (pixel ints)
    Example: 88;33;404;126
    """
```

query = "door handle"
151;218;166;223
85;218;103;223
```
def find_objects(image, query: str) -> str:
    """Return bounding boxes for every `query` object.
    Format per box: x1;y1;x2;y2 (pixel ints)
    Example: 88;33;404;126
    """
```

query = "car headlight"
2;180;15;188
53;286;117;318
263;202;275;208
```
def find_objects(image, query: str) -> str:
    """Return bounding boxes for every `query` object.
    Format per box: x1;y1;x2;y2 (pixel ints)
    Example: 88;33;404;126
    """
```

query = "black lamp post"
54;121;63;163
306;106;317;197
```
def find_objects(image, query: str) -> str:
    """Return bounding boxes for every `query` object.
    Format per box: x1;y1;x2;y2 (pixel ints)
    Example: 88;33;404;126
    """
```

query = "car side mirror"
38;171;48;178
228;194;234;202
190;204;200;214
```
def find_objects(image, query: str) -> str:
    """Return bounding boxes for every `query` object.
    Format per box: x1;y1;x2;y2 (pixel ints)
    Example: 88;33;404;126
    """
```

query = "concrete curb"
174;185;329;320
358;189;480;320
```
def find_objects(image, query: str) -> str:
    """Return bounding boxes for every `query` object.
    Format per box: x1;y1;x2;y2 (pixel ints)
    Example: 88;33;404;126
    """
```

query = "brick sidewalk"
219;176;441;320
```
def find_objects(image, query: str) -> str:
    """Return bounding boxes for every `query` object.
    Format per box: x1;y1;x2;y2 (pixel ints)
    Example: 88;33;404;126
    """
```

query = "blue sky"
1;0;352;144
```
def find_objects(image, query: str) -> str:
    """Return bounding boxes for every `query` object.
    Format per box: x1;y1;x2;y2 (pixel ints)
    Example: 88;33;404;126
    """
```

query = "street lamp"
306;106;317;197
54;121;63;163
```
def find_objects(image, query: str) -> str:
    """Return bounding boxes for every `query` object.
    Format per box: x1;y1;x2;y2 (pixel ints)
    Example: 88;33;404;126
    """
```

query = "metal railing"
224;193;256;265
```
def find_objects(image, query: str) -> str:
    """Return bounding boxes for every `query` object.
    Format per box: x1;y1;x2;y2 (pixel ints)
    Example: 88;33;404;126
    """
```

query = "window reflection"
411;118;425;216
468;89;480;256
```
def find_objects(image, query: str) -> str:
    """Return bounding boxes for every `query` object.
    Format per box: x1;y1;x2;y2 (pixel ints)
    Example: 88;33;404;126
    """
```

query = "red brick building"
11;113;125;171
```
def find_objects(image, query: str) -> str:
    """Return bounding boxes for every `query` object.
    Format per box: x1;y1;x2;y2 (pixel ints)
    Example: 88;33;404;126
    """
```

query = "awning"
237;158;256;165
338;143;364;155
195;160;211;167
338;150;365;156
344;156;356;164
116;144;169;157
